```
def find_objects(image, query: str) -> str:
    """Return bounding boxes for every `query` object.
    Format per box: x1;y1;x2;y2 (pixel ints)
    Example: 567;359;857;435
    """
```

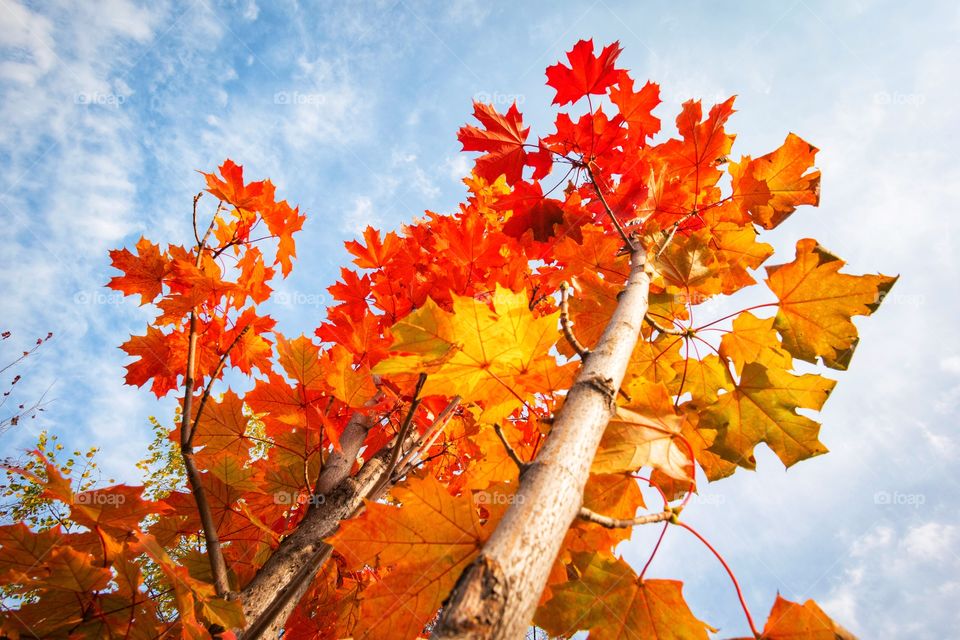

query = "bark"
237;406;438;638
432;246;650;639
236;412;374;637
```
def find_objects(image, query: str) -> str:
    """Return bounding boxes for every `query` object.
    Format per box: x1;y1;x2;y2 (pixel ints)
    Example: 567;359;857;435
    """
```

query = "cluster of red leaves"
0;39;890;639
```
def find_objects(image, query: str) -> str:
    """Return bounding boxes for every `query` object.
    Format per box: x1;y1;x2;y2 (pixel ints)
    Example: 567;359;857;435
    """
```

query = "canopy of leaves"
0;37;891;640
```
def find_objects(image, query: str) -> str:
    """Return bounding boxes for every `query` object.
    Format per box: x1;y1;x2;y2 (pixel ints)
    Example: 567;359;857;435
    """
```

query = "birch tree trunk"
432;246;650;639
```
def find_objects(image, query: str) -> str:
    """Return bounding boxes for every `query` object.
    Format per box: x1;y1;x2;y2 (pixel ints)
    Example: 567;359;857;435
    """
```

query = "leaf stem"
675;520;760;638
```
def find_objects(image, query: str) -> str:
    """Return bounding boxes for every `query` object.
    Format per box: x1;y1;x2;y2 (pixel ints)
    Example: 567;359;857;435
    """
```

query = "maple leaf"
0;523;66;583
188;388;251;464
261;197;306;277
610;72;661;141
247;335;337;448
235;246;275;305
593;382;694;482
328;476;495;640
702;362;836;470
546;39;624;106
70;485;172;538
496;180;581;243
766;239;898;369
577;472;646;551
373;285;561;423
657;96;737;209
201;158;267;211
654;228;723;295
107;237;168;305
224;307;276;375
535;552;712;639
321;344;377;409
458;101;538;185
119;325;188;396
544;108;627;159
345;225;401;269
720;311;793;376
673;353;731;406
706;218;774;294
731;133;821;229
756;595;852;640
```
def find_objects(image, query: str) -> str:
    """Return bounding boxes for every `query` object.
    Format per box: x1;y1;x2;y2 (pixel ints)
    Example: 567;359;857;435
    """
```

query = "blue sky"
1;0;958;637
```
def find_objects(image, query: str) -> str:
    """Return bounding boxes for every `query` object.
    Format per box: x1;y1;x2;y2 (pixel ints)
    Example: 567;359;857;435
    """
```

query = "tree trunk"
432;247;650;639
237;413;411;638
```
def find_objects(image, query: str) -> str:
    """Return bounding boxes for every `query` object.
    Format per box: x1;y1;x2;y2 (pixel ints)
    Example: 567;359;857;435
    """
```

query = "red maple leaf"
546;39;623;106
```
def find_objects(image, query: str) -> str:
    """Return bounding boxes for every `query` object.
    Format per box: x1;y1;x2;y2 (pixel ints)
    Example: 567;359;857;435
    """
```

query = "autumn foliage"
0;39;893;639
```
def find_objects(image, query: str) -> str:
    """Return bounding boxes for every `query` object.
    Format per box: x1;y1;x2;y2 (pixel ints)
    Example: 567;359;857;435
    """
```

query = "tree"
0;39;893;639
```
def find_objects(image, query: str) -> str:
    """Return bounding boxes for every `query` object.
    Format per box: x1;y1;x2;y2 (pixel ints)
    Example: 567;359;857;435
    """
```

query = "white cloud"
821;521;960;636
444;154;471;182
0;0;56;85
242;0;259;21
342;196;377;234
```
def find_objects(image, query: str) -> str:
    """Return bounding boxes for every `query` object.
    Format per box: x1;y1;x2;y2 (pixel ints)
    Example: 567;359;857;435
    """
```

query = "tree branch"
492;423;527;473
577;506;674;529
371;373;427;498
559;283;589;358
584;163;636;252
644;314;684;336
178;205;232;598
433;243;651;639
237;409;436;638
187;325;250;446
394;395;461;477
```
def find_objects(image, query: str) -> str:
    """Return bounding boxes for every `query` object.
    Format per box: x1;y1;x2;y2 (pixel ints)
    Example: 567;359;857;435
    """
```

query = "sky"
1;0;958;637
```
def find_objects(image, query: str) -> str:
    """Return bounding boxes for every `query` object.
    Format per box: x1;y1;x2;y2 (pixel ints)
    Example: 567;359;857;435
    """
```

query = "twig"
192;192;203;247
395;395;461;475
559;283;589;358
644;314;684;336
178;201;231;598
655;206;705;258
493;423;528;472
584;163;636;252
187;325;250;446
577;506;674;529
371;374;426;498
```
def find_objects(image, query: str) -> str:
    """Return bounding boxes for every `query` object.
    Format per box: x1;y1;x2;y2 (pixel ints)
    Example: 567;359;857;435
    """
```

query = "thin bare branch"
187;325;250;446
584;162;636;252
371;373;427;498
493;423;527;472
577;506;674;529
395;395;461;476
644;314;684;336
559;282;589;358
177;199;232;598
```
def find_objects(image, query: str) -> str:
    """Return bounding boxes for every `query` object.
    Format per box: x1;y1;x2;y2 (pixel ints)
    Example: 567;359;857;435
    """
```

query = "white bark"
432;247;650;639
